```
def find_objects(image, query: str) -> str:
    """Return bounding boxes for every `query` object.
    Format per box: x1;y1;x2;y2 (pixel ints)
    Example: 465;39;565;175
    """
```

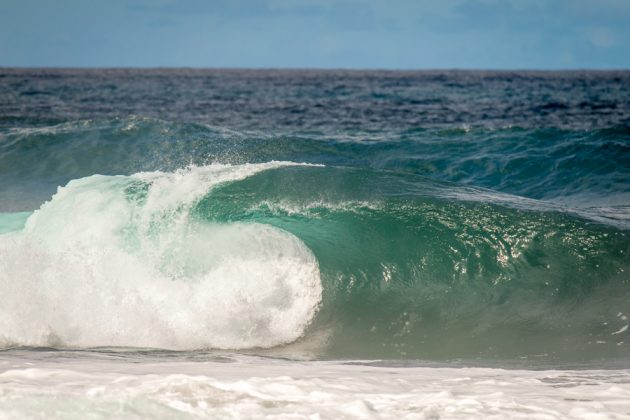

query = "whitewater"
0;69;629;418
0;163;322;350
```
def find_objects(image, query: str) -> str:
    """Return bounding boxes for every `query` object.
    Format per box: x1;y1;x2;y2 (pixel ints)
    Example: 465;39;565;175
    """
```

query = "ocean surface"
0;68;629;418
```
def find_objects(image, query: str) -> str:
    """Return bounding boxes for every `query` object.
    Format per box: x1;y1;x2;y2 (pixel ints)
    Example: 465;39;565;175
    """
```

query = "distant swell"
1;118;629;212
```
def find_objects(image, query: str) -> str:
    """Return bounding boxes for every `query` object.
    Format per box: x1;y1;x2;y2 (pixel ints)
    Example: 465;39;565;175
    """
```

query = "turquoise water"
0;69;629;363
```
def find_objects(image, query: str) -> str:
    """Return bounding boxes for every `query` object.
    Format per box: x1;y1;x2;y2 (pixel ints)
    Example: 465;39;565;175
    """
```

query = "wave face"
202;166;630;360
1;69;629;362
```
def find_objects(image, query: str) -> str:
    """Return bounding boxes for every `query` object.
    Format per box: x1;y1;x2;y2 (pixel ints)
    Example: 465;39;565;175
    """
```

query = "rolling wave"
1;162;628;360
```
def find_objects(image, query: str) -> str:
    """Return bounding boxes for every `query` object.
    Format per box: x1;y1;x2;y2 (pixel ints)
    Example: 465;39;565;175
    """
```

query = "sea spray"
0;163;323;349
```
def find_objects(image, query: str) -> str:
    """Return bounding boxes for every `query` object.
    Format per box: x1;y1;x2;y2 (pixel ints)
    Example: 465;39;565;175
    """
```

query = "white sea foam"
0;162;322;350
251;199;383;217
1;353;630;419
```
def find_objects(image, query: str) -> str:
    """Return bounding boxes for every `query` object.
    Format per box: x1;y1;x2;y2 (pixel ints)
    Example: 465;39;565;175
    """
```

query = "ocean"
0;68;629;418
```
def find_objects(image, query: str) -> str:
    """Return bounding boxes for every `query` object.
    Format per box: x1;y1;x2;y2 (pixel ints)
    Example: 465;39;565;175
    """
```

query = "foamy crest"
0;162;322;349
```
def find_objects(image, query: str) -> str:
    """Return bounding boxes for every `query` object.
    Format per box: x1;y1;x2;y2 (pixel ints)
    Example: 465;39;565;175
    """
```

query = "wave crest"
0;163;323;349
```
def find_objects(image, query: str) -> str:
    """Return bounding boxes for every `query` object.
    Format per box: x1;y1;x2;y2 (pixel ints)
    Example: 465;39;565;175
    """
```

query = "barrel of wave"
0;162;323;350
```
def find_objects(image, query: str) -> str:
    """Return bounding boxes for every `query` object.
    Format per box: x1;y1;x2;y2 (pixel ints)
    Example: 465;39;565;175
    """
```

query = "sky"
1;0;629;69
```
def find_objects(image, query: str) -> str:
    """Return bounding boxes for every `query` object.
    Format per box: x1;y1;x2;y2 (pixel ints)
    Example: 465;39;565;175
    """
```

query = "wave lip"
0;162;323;350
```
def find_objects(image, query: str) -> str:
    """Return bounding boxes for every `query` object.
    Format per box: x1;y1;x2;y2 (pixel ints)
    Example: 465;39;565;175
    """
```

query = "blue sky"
1;0;629;69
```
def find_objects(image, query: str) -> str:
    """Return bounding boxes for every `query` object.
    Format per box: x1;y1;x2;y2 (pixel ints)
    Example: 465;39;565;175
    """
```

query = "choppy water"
1;69;629;418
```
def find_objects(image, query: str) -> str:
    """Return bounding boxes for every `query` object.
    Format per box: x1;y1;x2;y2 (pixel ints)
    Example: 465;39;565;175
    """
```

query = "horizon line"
1;66;629;72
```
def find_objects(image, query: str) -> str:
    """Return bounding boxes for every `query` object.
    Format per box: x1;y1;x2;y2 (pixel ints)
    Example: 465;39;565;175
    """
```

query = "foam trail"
2;353;630;419
0;162;323;349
